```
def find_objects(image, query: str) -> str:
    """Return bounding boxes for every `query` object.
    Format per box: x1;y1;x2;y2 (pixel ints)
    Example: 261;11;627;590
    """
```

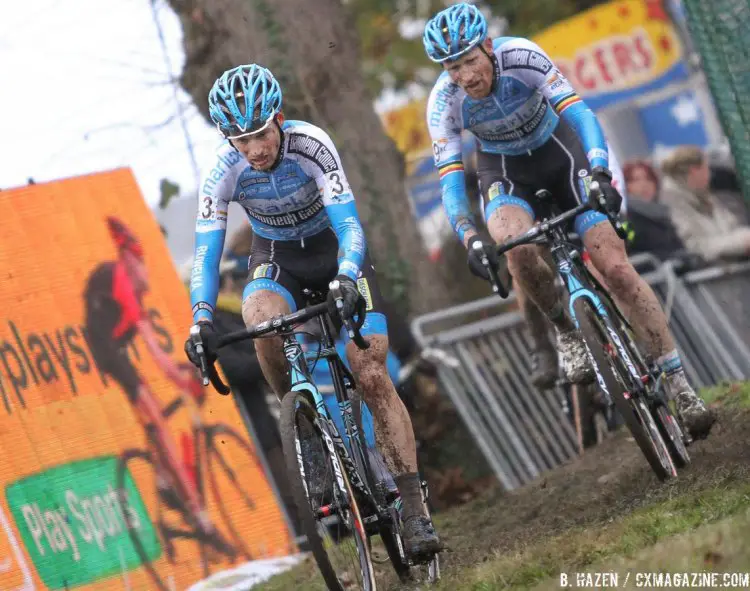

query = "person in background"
622;159;685;261
660;146;750;263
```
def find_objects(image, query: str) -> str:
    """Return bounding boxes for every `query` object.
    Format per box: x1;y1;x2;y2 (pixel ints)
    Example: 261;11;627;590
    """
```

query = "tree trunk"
167;0;473;313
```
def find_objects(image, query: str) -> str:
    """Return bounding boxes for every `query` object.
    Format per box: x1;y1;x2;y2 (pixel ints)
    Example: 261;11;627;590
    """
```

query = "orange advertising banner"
0;169;295;590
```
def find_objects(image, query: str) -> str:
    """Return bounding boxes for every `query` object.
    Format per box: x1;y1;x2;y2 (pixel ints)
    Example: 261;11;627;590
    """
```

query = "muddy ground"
376;396;750;589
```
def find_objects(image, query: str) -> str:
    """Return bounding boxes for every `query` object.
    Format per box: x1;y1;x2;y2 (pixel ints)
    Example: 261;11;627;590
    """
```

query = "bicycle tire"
574;297;676;480
655;404;690;468
279;390;376;591
595;289;691;469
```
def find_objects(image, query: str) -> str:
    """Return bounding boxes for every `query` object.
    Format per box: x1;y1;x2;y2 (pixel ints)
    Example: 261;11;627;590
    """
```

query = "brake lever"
189;325;210;386
190;324;231;394
473;241;509;299
330;279;369;349
589;180;627;240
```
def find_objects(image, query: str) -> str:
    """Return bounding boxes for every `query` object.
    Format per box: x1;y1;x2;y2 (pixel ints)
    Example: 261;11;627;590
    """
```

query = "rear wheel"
574;297;676;481
279;390;375;590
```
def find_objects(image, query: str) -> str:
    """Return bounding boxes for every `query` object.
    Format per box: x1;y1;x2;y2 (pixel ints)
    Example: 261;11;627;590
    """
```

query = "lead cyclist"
183;64;441;557
423;3;714;438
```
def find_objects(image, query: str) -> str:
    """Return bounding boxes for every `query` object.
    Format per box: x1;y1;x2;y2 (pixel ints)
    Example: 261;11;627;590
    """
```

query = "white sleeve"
426;75;464;168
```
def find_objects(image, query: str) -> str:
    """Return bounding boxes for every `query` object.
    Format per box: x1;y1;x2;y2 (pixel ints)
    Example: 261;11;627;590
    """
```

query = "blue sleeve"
559;101;609;170
190;228;226;322
439;163;475;243
326;200;366;281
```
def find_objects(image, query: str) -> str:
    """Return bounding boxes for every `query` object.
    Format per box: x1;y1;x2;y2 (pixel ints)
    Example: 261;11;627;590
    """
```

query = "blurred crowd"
623;145;750;265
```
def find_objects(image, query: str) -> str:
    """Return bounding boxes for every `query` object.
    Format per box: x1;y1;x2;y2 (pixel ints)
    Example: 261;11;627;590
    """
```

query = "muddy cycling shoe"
555;328;595;384
530;348;559;390
675;391;716;440
401;515;442;559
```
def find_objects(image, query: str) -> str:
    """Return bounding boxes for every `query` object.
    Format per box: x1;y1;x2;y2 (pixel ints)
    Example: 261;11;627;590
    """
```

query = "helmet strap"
268;114;286;170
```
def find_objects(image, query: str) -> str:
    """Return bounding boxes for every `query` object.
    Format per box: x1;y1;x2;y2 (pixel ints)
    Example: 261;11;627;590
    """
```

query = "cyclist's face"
626;165;658;202
444;41;494;99
231;121;281;171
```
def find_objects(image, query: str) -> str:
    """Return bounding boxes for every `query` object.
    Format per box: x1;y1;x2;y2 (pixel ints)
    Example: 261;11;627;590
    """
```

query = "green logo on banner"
6;455;161;589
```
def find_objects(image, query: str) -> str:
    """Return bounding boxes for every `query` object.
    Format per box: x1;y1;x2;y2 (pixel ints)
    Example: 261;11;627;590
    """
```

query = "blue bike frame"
282;334;374;503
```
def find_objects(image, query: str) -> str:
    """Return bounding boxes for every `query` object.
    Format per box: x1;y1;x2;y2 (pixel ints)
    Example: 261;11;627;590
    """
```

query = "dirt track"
377;396;750;589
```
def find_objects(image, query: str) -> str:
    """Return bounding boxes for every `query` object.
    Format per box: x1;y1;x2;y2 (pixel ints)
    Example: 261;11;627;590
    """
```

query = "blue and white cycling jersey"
426;37;611;241
190;120;366;322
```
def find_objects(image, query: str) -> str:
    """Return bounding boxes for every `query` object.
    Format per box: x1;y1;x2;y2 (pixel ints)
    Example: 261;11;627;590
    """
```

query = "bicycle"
475;184;691;481
116;366;264;590
190;282;440;590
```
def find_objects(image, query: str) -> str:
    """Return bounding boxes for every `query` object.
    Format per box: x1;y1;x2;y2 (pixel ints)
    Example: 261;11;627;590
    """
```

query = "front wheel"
655;404;690;468
279;390;375;591
574;297;677;481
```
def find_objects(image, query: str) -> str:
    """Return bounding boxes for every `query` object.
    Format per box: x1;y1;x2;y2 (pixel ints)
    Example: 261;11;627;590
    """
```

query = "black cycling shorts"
242;228;388;337
477;119;608;237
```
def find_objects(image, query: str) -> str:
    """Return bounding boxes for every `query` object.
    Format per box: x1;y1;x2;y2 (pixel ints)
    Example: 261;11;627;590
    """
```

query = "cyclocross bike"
190;281;440;590
475;183;691;481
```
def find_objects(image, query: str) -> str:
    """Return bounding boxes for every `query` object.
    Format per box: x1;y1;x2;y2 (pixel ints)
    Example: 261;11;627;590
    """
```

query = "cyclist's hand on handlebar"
467;236;500;281
327;274;362;321
184;321;218;368
590;166;622;214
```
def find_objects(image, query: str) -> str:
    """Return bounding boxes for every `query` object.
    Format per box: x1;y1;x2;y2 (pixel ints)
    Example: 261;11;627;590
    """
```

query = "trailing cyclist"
183;64;441;558
423;3;715;438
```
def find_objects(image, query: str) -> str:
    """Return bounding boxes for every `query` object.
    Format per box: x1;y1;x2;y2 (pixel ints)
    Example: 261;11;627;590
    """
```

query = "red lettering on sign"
554;28;657;93
634;30;654;70
575;56;596;91
594;47;613;84
612;40;634;77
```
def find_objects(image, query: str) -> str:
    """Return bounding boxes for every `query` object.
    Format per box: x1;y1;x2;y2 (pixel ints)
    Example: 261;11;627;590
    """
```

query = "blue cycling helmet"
423;3;488;63
208;64;283;138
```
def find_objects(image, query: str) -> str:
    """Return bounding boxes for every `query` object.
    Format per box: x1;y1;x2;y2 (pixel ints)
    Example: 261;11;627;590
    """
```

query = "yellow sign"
0;169;294;590
382;98;431;158
533;0;688;108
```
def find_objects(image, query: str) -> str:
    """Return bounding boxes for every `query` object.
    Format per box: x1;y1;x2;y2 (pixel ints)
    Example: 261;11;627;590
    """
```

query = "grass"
447;483;750;590
256;383;750;590
532;508;750;590
700;380;750;407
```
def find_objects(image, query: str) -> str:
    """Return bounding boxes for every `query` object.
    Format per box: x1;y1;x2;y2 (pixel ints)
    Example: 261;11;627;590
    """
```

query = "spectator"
660;146;750;263
622;159;685;260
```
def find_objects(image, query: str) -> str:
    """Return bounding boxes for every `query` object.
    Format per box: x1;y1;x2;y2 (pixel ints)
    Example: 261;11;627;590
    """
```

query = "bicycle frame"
544;221;645;400
282;316;377;511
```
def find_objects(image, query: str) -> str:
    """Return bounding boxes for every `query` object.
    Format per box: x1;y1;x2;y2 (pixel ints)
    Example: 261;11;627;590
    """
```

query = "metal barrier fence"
681;261;750;379
411;254;750;491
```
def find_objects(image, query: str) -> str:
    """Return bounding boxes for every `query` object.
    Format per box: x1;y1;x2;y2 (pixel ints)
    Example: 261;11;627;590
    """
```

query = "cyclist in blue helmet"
184;64;442;556
423;3;714;438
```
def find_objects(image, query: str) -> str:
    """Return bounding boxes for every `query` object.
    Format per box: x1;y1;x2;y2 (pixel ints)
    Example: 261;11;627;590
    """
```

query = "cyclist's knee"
599;260;637;295
241;289;292;327
487;203;534;243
